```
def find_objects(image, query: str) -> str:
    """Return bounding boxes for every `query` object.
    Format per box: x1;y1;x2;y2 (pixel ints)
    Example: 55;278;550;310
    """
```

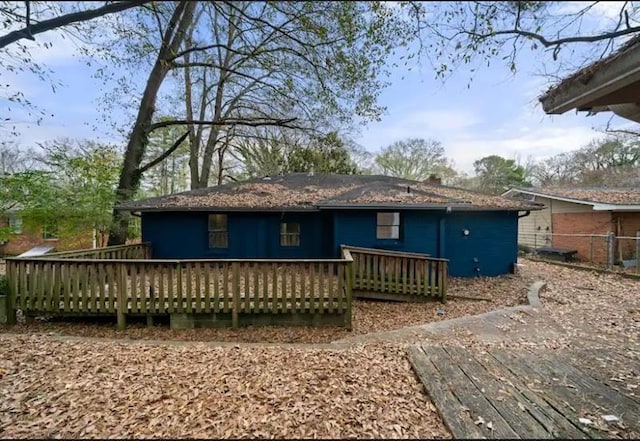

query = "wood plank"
185;262;193;313
232;262;239;328
426;345;520;439
252;263;259;313
19;262;27;311
148;263;156;314
467;348;590;439
97;263;105;313
244;262;251;313
407;345;485;439
108;264;116;313
488;350;605;439
194;262;202;313
204;261;211;313
176;263;184;314
262;264;269;314
379;255;386;293
73;263;81;313
521;352;640;431
167;264;175;313
272;263;279;314
430;260;437;297
223;264;230;313
337;264;345;312
213;263;221;313
129;263;137;313
291;265;298;313
307;264;313;314
322;263;330;313
372;254;379;292
442;345;555;438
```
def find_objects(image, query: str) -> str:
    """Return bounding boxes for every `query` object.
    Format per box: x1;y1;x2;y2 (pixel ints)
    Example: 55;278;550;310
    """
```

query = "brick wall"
552;211;613;263
614;212;640;260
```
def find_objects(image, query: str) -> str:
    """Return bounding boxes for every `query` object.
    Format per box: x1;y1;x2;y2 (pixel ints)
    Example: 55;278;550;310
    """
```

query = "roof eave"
539;44;640;114
503;188;596;206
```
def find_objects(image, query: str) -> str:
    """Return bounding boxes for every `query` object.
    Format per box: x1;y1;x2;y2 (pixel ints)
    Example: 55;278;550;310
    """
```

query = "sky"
1;2;637;175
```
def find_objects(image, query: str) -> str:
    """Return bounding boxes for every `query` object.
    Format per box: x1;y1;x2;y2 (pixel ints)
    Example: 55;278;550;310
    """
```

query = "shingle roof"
509;186;640;205
119;174;538;212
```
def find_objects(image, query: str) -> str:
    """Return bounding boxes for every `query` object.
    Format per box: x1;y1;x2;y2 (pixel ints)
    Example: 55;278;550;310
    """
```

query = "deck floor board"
409;343;636;439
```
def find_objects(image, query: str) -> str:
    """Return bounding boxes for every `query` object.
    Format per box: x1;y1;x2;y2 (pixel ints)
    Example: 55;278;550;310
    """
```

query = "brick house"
0;209;94;256
502;187;640;264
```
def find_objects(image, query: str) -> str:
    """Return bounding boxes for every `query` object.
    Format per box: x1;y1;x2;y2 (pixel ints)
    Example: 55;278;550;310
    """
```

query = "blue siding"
331;210;441;256
141;209;518;277
332;209;517;277
142;211;332;259
443;211;518;277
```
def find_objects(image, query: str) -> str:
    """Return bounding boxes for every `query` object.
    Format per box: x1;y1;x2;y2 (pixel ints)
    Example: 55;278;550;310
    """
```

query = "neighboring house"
0;208;93;256
503;187;640;263
117;173;537;277
539;35;640;123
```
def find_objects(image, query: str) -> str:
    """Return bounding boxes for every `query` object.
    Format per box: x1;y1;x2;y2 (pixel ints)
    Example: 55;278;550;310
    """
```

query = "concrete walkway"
332;281;561;346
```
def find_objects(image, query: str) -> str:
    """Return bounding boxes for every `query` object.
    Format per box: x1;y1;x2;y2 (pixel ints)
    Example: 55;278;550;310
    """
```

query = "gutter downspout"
518;210;531;219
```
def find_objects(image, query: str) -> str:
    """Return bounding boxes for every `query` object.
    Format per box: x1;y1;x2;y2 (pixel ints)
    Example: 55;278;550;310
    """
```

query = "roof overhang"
502;188;640;212
539;39;640;122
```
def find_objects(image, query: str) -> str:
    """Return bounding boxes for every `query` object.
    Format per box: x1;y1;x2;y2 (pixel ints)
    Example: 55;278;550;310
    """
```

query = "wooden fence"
341;245;448;302
5;247;354;329
31;243;151;260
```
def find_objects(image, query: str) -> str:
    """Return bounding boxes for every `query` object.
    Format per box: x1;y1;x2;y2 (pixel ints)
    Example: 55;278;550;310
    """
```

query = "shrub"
0;274;7;296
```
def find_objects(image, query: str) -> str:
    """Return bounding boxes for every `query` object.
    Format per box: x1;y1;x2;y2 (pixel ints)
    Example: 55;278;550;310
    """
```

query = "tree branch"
148;117;300;133
0;1;148;49
470;25;640;48
138;130;190;174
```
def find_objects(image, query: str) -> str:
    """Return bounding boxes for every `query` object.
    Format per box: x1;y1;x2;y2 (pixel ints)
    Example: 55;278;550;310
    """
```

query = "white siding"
518;197;552;247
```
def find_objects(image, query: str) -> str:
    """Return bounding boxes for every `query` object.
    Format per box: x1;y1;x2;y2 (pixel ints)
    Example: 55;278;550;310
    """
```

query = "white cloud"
555;1;627;20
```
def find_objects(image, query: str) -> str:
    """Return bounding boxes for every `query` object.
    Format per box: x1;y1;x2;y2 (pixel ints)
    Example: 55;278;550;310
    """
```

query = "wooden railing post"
232;262;240;329
441;261;448;303
116;263;127;330
5;260;16;325
344;253;354;331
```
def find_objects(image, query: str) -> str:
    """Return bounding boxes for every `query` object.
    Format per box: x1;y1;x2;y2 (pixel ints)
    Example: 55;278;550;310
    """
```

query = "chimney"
425;174;442;186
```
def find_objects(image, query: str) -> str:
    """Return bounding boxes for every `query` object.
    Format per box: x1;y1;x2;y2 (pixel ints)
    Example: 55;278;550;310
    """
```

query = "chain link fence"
518;231;640;274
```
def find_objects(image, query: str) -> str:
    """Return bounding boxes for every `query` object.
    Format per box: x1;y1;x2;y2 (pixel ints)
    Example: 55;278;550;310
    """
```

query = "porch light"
462;228;470;236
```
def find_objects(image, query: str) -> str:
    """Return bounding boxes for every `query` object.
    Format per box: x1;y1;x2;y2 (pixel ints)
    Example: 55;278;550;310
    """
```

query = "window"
42;221;58;240
208;214;228;248
280;222;300;246
7;215;22;234
376;212;400;239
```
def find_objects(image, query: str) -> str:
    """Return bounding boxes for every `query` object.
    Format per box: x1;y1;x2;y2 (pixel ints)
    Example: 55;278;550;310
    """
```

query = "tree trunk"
108;1;195;245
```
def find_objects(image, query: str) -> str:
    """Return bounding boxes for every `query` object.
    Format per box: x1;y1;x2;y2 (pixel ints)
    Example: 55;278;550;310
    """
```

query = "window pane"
280;222;300;234
280;234;300;247
376;225;399;239
8;216;22;234
377;212;400;226
208;214;227;231
209;232;228;248
280;223;300;246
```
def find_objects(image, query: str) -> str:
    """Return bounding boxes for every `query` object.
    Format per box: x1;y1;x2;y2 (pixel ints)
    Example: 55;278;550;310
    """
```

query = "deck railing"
5;246;354;329
341;245;448;302
30;243;151;260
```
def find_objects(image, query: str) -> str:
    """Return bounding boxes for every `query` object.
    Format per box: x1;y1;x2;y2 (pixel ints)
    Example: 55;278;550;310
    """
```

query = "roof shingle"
510;186;640;205
119;174;537;211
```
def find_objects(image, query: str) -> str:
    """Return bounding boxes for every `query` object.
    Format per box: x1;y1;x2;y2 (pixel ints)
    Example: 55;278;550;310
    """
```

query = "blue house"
118;174;536;277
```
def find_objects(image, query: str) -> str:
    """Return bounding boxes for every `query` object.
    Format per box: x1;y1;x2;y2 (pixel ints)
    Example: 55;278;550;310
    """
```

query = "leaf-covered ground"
0;338;449;439
1;259;637;438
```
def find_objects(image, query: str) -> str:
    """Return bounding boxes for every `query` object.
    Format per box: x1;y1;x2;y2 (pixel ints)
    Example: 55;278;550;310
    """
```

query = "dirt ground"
0;259;638;438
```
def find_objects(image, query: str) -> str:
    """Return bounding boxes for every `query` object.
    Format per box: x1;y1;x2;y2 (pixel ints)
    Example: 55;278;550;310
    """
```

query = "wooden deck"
408;344;640;439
